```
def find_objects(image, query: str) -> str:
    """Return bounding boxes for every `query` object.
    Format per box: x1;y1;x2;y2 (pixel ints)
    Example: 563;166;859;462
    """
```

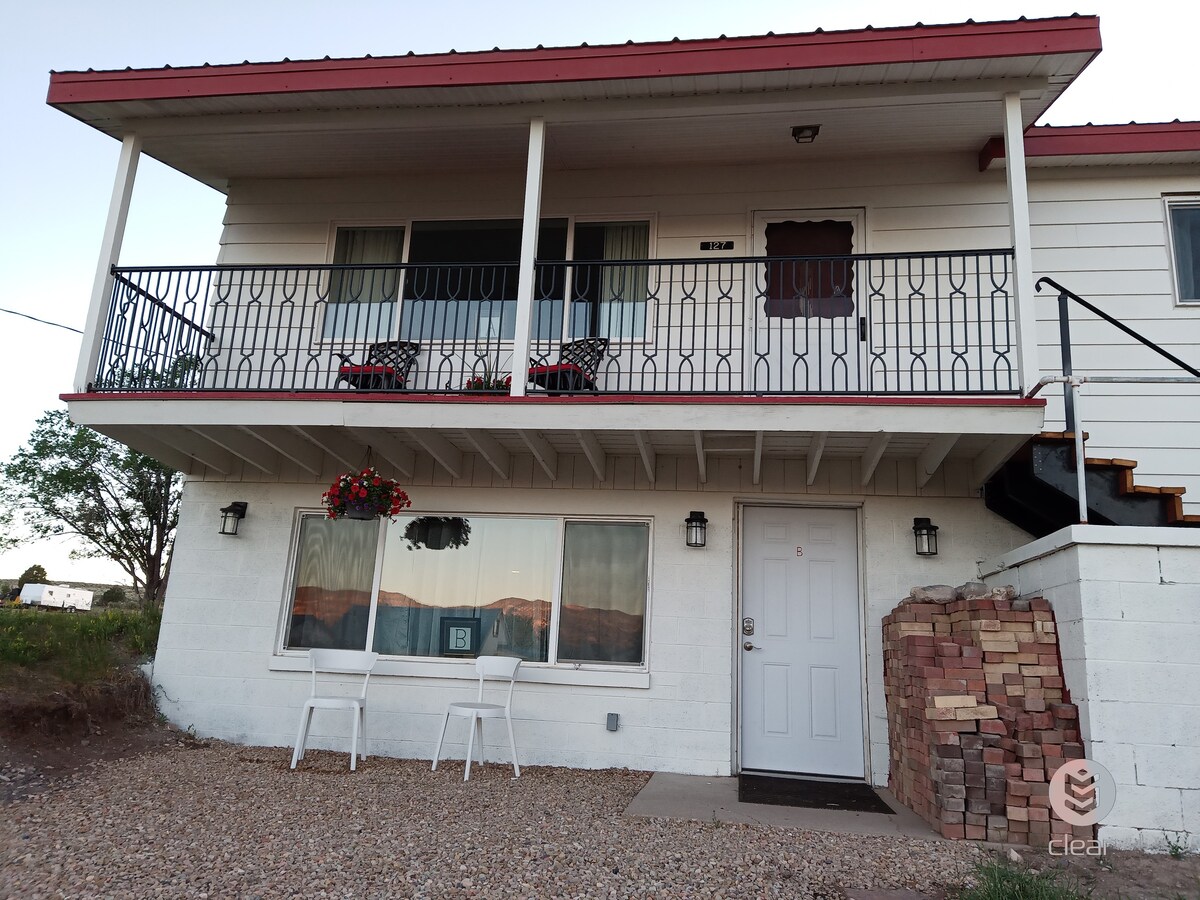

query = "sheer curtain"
285;516;379;650
557;522;649;664
325;227;405;342
597;223;650;339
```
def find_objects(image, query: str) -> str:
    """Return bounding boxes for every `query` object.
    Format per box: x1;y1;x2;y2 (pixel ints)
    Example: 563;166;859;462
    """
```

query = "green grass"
956;860;1089;900
0;606;161;686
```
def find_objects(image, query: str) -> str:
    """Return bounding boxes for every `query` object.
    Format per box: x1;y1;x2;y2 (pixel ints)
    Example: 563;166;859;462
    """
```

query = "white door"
740;506;864;777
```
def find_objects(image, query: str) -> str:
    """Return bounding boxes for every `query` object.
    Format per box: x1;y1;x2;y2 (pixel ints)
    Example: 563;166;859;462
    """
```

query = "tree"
1;410;181;606
17;564;48;591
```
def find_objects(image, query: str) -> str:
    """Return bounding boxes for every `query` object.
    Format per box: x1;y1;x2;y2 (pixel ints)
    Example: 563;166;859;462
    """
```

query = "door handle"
743;641;759;651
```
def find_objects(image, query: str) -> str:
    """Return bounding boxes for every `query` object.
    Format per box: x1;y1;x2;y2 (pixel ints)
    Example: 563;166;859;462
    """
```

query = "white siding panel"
214;157;1200;512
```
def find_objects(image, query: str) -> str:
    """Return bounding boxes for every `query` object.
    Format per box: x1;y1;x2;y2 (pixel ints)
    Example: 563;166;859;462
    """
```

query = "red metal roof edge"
47;15;1100;106
978;121;1200;170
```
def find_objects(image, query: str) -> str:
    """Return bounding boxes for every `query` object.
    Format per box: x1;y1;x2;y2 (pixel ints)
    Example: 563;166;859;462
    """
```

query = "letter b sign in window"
439;617;481;658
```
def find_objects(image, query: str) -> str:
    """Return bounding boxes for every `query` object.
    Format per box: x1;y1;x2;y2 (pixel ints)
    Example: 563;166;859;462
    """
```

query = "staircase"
985;433;1200;538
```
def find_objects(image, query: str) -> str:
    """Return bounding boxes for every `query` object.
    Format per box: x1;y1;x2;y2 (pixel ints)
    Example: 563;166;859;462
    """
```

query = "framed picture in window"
439;617;482;658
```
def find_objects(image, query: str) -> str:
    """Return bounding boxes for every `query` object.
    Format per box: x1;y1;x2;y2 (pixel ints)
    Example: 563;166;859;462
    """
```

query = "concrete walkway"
625;772;940;839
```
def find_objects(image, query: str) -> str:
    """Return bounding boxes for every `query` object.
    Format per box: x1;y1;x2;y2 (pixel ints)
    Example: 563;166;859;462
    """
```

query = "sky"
2;0;1198;584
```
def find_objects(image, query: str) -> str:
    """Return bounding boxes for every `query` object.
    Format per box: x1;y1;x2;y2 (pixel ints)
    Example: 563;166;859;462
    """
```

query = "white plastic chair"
432;655;521;781
290;648;379;772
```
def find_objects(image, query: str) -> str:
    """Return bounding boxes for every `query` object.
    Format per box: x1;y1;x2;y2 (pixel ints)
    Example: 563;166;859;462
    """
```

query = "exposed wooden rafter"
576;430;606;482
464;430;511;480
517;430;558;481
972;435;1029;487
806;431;828;486
293;426;368;471
916;433;960;488
861;432;891;486
188;425;278;475
348;427;416;478
693;431;707;484
96;426;195;475
246;426;323;475
634;431;656;483
407;429;464;479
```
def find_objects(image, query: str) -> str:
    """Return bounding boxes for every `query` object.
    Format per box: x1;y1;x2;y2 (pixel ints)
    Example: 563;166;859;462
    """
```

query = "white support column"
1003;93;1040;396
509;117;546;398
75;133;142;393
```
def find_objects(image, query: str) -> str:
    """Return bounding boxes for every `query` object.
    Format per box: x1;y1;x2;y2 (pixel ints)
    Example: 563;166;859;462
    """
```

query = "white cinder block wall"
981;526;1200;852
154;470;1033;780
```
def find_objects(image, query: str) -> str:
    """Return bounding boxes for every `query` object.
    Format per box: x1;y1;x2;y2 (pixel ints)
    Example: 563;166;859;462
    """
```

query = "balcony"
92;250;1018;398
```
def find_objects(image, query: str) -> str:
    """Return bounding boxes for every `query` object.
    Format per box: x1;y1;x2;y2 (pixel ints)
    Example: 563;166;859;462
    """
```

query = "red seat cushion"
338;362;403;384
528;363;584;378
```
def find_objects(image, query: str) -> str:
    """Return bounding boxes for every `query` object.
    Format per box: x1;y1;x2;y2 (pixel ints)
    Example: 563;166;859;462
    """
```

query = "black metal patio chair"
335;340;421;390
527;337;609;393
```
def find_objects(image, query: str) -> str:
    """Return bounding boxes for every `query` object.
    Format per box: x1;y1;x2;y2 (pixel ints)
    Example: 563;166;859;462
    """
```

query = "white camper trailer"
19;584;94;612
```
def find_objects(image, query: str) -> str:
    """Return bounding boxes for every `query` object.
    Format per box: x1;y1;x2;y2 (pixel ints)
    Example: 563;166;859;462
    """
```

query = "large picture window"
282;513;650;667
1167;199;1200;302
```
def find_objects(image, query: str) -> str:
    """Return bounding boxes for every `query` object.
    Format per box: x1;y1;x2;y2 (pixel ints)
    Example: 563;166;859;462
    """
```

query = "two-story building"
49;14;1200;844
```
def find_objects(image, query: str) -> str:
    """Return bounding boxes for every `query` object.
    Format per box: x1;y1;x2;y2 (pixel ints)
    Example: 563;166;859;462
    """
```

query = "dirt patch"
0;669;190;805
1000;846;1200;899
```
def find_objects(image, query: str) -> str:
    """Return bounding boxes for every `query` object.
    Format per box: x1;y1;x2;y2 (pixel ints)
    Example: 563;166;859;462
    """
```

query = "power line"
0;307;83;334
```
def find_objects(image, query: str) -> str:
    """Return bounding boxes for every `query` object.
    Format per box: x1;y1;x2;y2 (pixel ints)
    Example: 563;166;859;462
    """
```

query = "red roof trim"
60;391;1044;408
979;122;1200;170
48;16;1100;106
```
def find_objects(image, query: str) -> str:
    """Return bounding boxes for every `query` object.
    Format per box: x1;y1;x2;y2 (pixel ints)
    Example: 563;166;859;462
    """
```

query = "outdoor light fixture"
219;502;248;536
791;124;821;144
912;517;939;556
685;510;709;548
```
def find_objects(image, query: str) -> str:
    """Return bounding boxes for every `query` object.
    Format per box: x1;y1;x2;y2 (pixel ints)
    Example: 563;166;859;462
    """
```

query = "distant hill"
290;587;642;662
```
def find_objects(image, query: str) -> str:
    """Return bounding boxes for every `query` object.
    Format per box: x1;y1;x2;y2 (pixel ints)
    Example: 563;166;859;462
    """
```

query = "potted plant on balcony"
322;467;411;521
462;358;511;392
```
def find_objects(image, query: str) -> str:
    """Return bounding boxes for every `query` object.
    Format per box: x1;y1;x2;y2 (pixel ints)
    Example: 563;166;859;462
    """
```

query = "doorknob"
743;641;759;651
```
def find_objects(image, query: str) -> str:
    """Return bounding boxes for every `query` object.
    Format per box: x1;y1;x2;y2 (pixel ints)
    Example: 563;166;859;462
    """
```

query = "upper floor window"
1167;199;1200;303
324;218;652;345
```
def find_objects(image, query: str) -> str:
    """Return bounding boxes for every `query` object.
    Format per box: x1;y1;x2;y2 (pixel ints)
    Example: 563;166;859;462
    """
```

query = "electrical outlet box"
606;713;620;732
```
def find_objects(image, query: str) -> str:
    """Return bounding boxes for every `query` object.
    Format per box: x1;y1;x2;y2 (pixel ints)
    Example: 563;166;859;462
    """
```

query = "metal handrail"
1034;276;1200;432
110;269;217;342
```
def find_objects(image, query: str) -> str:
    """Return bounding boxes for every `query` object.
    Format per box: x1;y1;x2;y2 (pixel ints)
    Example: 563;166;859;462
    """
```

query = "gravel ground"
1;740;983;899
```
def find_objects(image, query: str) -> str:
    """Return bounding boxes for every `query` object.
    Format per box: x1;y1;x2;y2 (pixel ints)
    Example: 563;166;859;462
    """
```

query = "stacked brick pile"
882;583;1092;845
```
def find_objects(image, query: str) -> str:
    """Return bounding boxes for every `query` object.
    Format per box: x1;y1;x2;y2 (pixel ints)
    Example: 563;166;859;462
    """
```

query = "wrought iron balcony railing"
93;250;1017;396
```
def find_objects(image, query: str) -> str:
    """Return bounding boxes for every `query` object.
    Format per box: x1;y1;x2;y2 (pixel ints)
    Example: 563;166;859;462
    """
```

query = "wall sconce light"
791;124;821;144
219;501;248;536
912;517;939;556
685;510;708;548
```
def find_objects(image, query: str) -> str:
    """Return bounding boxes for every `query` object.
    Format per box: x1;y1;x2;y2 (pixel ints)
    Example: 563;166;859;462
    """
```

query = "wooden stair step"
1084;457;1138;469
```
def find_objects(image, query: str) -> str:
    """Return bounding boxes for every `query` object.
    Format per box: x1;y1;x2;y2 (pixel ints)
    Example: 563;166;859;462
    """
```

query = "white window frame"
1164;196;1200;306
562;214;658;347
273;509;653;683
322;214;657;347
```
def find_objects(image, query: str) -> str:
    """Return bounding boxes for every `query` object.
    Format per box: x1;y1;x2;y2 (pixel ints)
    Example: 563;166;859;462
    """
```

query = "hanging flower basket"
322;467;411;521
403;515;471;550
